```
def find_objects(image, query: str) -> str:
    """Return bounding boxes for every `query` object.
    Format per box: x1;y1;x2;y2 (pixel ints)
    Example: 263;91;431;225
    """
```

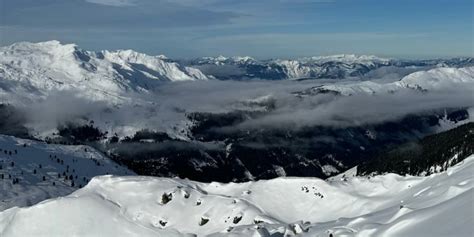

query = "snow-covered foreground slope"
0;135;133;211
1;154;472;236
0;41;209;103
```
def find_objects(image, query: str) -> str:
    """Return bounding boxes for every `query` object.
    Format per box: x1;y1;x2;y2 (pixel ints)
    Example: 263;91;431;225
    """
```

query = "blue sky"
0;0;472;58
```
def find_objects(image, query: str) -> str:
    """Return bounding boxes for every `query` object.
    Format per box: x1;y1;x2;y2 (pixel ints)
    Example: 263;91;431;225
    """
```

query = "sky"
0;0;472;59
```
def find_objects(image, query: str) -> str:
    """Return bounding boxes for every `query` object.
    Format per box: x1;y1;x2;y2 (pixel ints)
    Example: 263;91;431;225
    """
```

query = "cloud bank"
11;74;474;138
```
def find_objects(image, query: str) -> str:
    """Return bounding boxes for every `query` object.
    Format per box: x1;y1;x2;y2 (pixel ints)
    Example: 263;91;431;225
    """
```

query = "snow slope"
0;135;133;211
0;41;209;103
395;66;474;90
1;154;472;236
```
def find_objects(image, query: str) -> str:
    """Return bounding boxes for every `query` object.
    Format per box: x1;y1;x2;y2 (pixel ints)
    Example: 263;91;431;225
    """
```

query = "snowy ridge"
101;49;208;81
318;66;474;95
1;153;472;236
0;41;209;103
395;66;474;90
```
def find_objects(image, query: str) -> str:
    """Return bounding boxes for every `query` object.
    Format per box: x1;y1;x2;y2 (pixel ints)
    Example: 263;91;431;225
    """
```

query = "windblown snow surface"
0;136;472;237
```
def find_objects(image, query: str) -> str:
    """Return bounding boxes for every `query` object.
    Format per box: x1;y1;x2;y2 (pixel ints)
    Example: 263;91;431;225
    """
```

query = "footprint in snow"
133;211;144;221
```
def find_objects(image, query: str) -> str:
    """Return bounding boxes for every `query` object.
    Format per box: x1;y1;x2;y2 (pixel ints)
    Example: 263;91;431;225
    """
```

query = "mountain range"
0;40;472;106
0;41;473;183
1;41;473;99
182;54;474;80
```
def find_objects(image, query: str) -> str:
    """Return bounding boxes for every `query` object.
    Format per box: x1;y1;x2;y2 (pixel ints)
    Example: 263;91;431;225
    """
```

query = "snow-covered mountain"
0;135;133;211
396;66;474;90
1;152;472;236
184;54;473;80
295;66;474;96
0;41;209;103
272;54;393;79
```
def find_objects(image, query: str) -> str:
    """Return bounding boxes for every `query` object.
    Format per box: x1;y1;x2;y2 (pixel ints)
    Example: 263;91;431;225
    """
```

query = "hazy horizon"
2;39;473;61
1;0;473;59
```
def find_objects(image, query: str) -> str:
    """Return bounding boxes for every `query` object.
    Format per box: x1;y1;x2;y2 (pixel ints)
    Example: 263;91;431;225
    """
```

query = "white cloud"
85;0;137;7
165;0;220;6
